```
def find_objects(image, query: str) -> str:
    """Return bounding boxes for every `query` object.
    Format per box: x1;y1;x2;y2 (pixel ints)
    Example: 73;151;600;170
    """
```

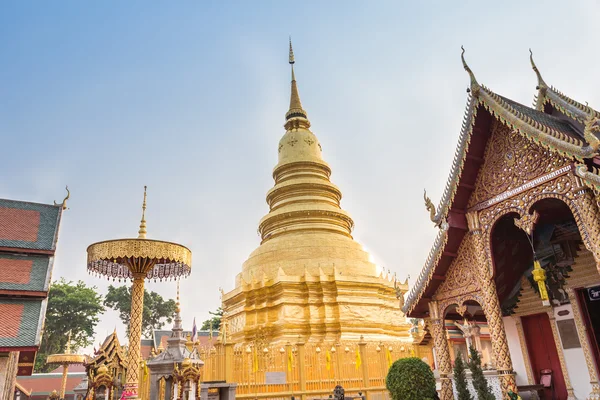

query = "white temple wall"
503;316;529;386
553;304;591;399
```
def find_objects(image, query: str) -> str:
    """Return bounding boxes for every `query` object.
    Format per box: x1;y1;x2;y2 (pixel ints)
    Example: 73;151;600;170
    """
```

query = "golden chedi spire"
137;186;148;239
221;41;411;345
285;38;310;129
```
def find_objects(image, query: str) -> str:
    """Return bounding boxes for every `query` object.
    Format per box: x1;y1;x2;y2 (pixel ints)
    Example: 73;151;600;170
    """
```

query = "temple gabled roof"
87;330;126;369
403;49;600;317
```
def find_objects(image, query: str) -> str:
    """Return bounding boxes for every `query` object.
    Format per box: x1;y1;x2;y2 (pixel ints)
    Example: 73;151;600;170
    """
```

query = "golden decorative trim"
46;354;86;364
87;238;191;279
513;210;540;236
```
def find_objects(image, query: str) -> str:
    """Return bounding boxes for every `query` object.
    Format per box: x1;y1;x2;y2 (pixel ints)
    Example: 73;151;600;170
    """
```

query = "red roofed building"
0;195;67;399
16;371;86;399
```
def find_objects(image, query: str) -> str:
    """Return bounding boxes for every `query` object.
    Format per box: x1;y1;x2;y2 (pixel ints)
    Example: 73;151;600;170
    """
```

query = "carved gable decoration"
434;235;480;301
468;121;572;208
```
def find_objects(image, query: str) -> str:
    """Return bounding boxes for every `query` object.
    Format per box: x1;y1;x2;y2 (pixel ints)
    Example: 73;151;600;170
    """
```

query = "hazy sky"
2;1;599;352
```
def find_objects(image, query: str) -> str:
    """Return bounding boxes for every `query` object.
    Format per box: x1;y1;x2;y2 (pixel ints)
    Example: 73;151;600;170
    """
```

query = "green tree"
201;307;223;331
104;285;176;338
36;279;105;372
385;357;437;400
468;346;494;400
453;351;473;400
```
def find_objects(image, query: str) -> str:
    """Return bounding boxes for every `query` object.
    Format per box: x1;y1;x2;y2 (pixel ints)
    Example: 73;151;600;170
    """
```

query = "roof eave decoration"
427;92;478;226
478;86;596;160
402;223;449;314
529;50;600;124
546;89;600;125
529;49;548;111
461;46;480;96
576;164;600;196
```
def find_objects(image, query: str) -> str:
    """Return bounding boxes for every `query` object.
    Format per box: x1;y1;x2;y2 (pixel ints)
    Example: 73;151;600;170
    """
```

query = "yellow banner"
325;350;331;371
386;347;393;367
287;348;294;372
355;347;362;370
253;347;259;372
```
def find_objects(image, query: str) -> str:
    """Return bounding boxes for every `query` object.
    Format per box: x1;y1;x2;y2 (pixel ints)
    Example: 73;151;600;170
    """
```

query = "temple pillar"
546;311;576;399
479;266;517;397
565;287;600;399
0;352;19;400
428;303;453;400
471;225;517;398
571;186;600;270
514;317;535;385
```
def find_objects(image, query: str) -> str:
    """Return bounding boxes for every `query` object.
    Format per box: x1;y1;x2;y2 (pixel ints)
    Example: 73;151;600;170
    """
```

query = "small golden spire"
461;46;479;94
65;330;72;354
529;49;547;89
285;38;310;129
137;186;148;239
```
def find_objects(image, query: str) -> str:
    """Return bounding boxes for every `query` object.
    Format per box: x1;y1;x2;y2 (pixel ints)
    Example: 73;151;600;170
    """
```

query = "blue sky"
2;1;599;350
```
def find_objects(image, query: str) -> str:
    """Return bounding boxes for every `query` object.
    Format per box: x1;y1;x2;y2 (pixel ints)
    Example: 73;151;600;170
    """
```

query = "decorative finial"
285;38;310;129
137;186;147;239
583;107;600;152
461;46;479;94
65;330;72;354
423;189;438;226
54;186;70;210
529;49;547;89
289;36;295;65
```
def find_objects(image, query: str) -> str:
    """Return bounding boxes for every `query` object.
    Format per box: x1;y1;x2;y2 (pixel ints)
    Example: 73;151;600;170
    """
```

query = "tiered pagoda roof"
403;49;600;317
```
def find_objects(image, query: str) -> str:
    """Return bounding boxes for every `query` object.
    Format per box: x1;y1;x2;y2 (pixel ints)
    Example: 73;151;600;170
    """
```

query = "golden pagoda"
221;41;412;345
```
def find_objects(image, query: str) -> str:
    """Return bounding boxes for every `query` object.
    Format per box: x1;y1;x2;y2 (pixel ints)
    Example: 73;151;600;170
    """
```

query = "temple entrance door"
522;313;568;399
577;287;600;378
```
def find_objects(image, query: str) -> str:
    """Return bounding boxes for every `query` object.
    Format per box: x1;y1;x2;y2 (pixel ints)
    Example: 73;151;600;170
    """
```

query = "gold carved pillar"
572;185;600;270
565;287;600;399
124;273;146;398
297;339;307;400
428;303;453;400
513;317;534;385
469;211;517;398
546;311;576;399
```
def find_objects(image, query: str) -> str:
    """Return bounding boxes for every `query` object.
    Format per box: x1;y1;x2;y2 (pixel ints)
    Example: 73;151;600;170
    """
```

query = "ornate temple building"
403;49;600;400
0;193;68;399
220;42;412;346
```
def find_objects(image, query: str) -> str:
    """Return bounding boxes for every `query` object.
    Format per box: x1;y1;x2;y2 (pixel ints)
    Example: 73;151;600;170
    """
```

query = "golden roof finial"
285;37;310;129
54;186;70;210
461;46;479;94
137;186;148;239
529;49;547;89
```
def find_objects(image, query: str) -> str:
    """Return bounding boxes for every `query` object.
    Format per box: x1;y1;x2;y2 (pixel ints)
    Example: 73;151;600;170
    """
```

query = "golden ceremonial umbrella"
86;187;191;399
46;332;86;399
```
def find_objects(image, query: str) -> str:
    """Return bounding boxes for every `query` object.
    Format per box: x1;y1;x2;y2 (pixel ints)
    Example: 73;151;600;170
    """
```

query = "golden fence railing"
138;340;434;400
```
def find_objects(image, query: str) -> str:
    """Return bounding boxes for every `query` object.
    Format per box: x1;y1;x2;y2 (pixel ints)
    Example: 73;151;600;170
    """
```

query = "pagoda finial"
137;186;148;239
285;38;310;130
461;46;479;94
529;49;547;89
